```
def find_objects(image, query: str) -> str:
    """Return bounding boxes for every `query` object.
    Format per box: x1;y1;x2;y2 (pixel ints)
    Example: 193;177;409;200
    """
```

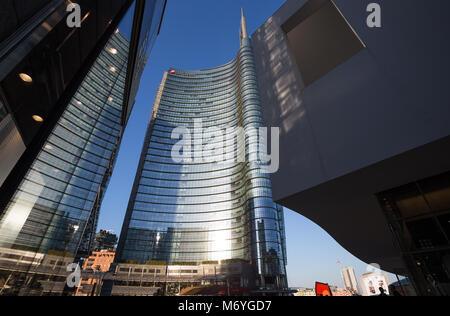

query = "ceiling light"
32;115;44;122
109;48;118;55
19;73;33;83
76;101;82;105
109;66;116;72
108;97;114;102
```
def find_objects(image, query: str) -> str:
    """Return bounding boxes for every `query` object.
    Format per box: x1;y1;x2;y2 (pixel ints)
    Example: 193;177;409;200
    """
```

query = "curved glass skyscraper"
116;11;287;294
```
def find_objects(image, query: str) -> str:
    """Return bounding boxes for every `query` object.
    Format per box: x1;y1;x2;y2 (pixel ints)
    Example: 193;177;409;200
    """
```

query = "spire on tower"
240;8;248;40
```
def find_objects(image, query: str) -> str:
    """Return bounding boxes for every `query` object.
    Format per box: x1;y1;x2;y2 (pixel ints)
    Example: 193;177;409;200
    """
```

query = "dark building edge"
0;0;135;216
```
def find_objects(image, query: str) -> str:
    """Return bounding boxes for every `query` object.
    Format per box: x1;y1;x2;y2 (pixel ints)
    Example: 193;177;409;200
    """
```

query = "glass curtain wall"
0;31;130;296
117;15;287;290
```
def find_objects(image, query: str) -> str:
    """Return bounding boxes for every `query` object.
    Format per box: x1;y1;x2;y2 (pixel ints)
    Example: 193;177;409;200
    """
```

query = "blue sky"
98;0;396;289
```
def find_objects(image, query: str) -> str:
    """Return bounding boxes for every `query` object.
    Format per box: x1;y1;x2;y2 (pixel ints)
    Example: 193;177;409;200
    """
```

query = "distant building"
341;267;359;294
332;288;351;297
75;250;115;296
83;250;115;273
294;288;315;296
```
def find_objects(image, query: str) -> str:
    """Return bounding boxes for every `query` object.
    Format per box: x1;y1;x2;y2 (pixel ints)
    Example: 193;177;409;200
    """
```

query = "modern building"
0;0;167;296
252;0;450;295
109;10;288;296
75;250;115;296
341;266;359;294
293;287;315;297
0;0;166;194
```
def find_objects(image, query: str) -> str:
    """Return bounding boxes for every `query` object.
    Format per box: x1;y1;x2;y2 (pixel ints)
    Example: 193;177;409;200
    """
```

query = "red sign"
315;282;333;296
170;70;175;74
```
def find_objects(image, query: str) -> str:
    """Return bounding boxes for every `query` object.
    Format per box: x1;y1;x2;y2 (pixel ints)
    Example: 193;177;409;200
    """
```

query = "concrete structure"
252;0;450;295
341;266;359;294
102;260;257;296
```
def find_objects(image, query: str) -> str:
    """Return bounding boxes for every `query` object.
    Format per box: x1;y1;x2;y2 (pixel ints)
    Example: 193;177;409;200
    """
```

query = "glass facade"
0;31;128;296
0;0;166;296
125;0;167;123
117;15;287;290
